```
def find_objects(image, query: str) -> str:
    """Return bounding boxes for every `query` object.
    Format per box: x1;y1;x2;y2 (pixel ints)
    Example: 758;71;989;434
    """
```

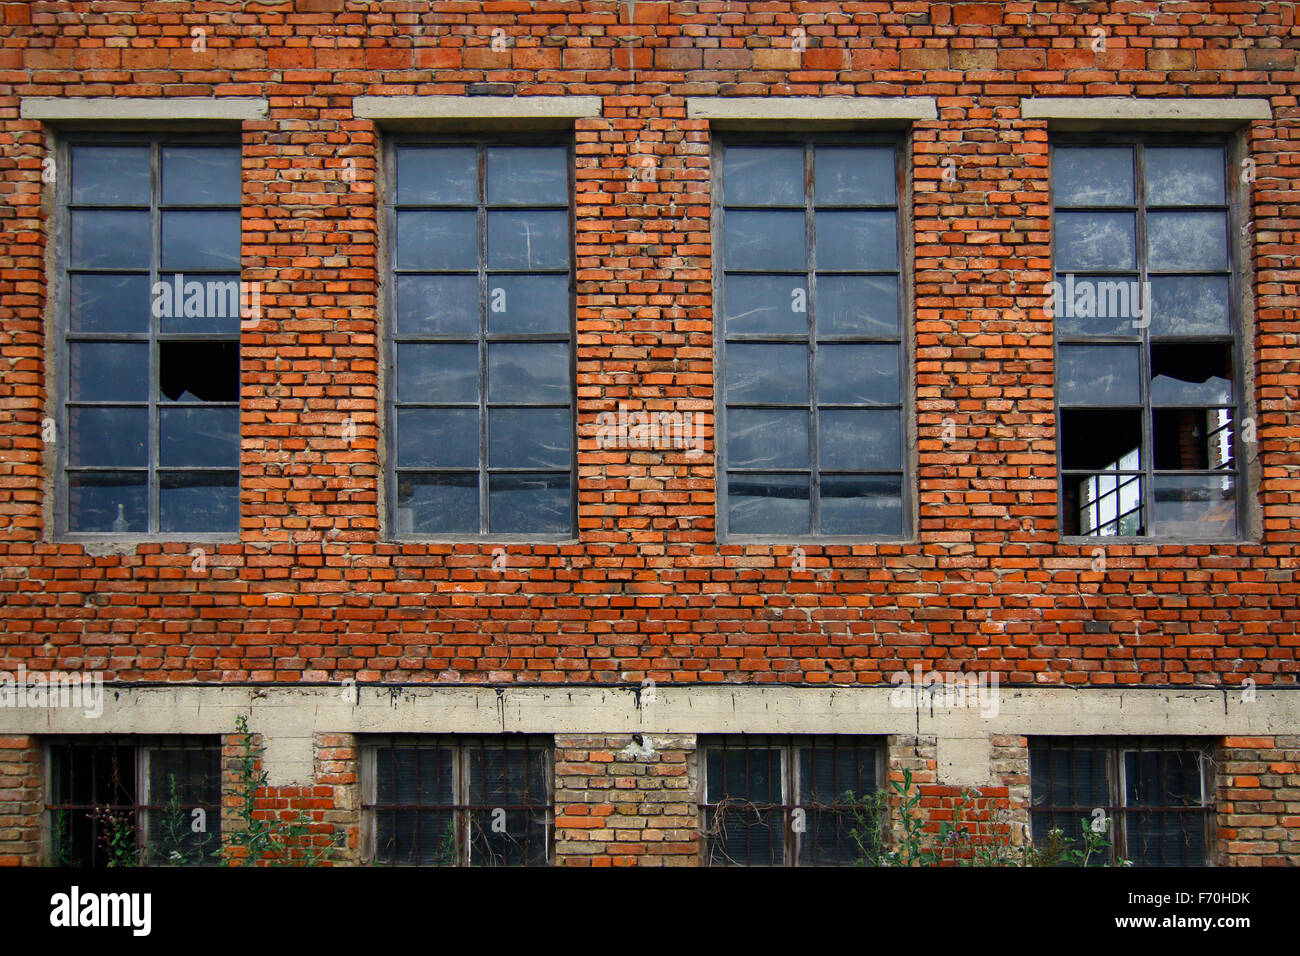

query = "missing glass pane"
159;341;238;403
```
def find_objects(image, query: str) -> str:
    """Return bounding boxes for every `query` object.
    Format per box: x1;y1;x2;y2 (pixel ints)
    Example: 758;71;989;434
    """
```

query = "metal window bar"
363;735;554;867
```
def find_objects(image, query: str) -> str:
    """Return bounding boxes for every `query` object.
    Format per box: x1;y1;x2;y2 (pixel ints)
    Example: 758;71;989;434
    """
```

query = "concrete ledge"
354;95;603;121
21;96;269;122
687;96;938;122
1022;97;1271;125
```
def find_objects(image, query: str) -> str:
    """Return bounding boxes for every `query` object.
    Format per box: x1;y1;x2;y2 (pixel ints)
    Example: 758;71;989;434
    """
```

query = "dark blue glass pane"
1147;211;1228;272
724;275;808;337
396;408;478;468
1149;276;1230;337
820;474;903;536
160;407;239;468
818;275;899;338
488;473;571;534
394;473;478;535
396;274;478;338
725;343;807;405
1145;147;1224;206
160;210;241;271
68;407;147;468
69;273;150;334
69;342;148;402
814;147;895;206
71;146;150;206
816;211;897;271
486;210;568;271
486;274;569;335
1055;211;1136;272
162;147;241;206
726;472;809;535
155;273;244;335
1058;345;1141;406
489;408;571;469
397;210;478;271
723;146;804;206
70;210;150;269
818;409;901;471
487;342;568;404
1053;147;1134;207
724;210;806;271
68;471;147;533
487;146;567;206
396;146;478;205
817;344;899;405
1051;274;1144;336
159;471;239;533
725;408;808;469
396;344;478;403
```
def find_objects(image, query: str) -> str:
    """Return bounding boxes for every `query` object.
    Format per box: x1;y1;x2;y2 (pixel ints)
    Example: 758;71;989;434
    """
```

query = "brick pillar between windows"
0;735;43;866
1217;736;1300;866
554;733;698;866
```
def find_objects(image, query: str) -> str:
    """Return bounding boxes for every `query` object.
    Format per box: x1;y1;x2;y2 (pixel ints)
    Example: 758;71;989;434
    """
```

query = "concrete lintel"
20;97;269;122
687;96;938;123
1021;97;1271;125
353;95;602;121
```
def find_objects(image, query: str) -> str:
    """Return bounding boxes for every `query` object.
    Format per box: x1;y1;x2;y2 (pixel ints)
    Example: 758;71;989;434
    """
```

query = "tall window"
698;735;881;866
58;136;241;537
1053;137;1241;538
1029;737;1213;866
46;738;223;867
363;736;553;866
386;138;575;538
715;137;907;538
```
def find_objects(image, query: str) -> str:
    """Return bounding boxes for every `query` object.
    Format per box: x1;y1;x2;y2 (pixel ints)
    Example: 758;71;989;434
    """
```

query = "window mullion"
1134;143;1156;536
478;145;490;536
149;139;161;535
806;142;819;537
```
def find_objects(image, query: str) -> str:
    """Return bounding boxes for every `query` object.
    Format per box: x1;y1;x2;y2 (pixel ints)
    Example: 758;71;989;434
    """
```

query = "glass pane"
816;211;897;272
1125;809;1207;866
820;474;903;536
489;407;571;469
1149;275;1231;337
162;147;241;205
68;407;147;468
818;275;899;338
159;471;239;533
397;210;478;271
723;146;804;206
160;210;241;271
1057;345;1140;405
1054;211;1136;272
486;210;568;271
69;342;148;402
486;274;569;336
1147;211;1228;272
1144;147;1225;206
160;407;239;468
1051;274;1146;335
70;146;151;206
724;343;808;405
68;472;147;533
396;146;478;205
799;744;875;804
724;275;808;337
155;274;244;335
396;274;478;337
487;146;567;206
725;408;809;469
70;209;150;269
704;744;782;804
396;408;478;468
69;273;150;334
1150;344;1232;406
1053;147;1134;207
726;472;810;535
394;473;478;535
724;210;806;271
818;408;902;471
159;342;239;403
817;344;899;405
488;473;571;534
1152;474;1236;538
487;342;569;404
814;146;895;206
396;343;478;403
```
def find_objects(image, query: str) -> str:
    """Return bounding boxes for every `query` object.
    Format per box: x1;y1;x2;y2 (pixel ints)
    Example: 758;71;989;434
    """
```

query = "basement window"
1053;137;1242;539
1029;737;1213;866
45;738;223;867
59;136;242;537
698;735;882;866
362;736;553;866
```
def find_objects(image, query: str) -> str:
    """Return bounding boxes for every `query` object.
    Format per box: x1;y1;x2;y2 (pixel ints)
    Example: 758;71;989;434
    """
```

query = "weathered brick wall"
554;733;697;866
0;1;1295;686
1217;735;1300;866
0;735;41;866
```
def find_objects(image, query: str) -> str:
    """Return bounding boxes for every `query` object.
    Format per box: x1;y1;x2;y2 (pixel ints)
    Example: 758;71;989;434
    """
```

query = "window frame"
712;131;914;543
360;734;555;867
697;734;885;867
52;129;243;542
1028;736;1215;866
43;735;224;867
382;132;579;542
1050;131;1250;543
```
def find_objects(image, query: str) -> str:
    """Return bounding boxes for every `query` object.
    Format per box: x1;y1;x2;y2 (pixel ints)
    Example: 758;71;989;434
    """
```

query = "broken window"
61;136;241;535
717;137;907;538
1029;737;1213;866
698;735;882;866
363;735;553;866
388;139;575;537
1053;138;1240;538
46;738;223;867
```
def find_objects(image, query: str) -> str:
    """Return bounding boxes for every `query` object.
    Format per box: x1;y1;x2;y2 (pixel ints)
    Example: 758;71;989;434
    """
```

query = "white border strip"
687;96;938;121
21;97;269;122
1022;97;1272;122
353;95;603;120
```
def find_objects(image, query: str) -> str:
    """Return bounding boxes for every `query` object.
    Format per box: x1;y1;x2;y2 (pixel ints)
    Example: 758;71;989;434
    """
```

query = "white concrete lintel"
1021;97;1271;123
353;95;602;121
687;96;938;122
21;97;269;122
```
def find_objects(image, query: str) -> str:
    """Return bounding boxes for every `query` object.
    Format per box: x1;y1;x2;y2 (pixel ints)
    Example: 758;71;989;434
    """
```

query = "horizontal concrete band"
1021;97;1272;122
20;97;269;122
353;95;603;120
687;95;938;121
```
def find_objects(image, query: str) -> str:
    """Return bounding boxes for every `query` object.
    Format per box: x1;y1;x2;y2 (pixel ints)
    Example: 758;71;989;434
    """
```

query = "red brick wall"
0;2;1297;687
0;735;41;866
1217;735;1300;866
